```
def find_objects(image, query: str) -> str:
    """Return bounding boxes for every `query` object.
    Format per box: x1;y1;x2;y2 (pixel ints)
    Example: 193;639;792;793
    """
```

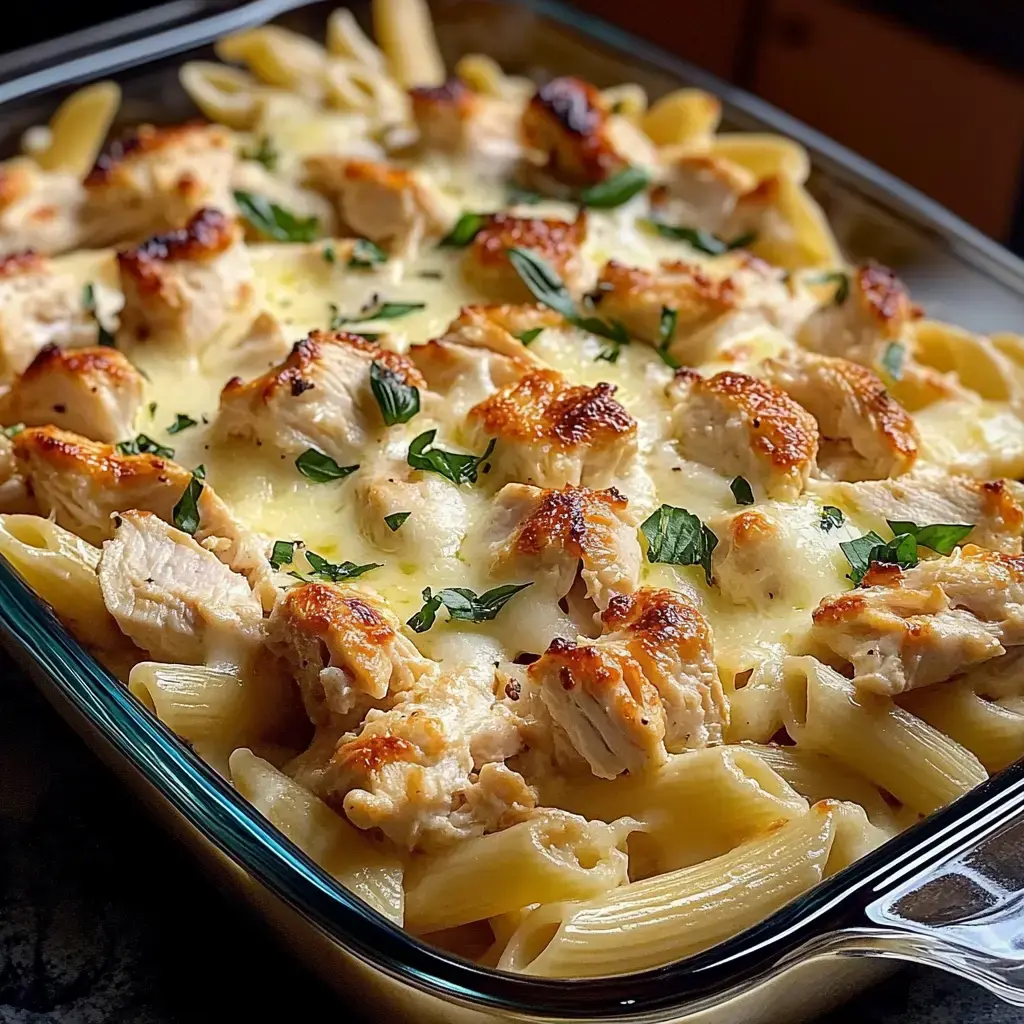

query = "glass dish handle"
825;773;1024;1006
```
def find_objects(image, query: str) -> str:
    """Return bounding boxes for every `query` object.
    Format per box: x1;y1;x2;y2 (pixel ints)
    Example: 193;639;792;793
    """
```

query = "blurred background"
2;0;1023;254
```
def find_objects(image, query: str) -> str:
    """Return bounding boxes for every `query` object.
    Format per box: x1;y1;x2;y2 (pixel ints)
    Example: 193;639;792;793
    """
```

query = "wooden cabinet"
753;0;1024;240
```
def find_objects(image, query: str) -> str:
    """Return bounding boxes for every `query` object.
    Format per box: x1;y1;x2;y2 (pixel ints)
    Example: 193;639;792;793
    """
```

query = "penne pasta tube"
642;88;721;147
217;26;329;100
179;61;263;129
33;82;121;179
372;0;446;87
709;132;811;184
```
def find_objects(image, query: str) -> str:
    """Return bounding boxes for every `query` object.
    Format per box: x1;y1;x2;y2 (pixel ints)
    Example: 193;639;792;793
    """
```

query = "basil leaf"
807;270;850;306
881;342;905;382
166;413;198;435
506;247;578;320
322;244;337;264
641;504;718;585
658;306;680;368
407;587;444;632
841;530;919;585
439;212;487;248
641;221;753;255
241;135;278;171
269;540;298;569
579;166;650;209
407;429;495;485
886;520;973;557
332;300;426;326
515;327;544;346
727;230;758;251
81;281;116;345
370;361;420;426
116;434;174;458
839;531;885;584
730;476;755;506
172;469;205;536
147;402;158;417
82;282;97;312
1;423;24;439
97;324;117;347
347;238;388;269
819;505;845;532
407;583;532;631
384;511;411;532
233;190;319;242
289;550;381;583
295;448;359;483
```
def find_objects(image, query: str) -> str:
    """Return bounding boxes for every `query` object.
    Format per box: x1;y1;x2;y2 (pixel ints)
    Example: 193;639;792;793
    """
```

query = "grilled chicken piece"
0;435;33;513
519;76;656;193
98;510;263;669
812;545;1024;695
819;474;1024;555
82;123;236;246
667;368;819;501
410;79;524;175
0;160;84;257
268;581;438;727
523;588;727;779
0;252;98;382
217;329;425;465
0;345;144;442
763;349;918;481
463;213;591;303
304;156;455;254
650;153;755;235
466;369;638;490
116;208;256;353
12;426;274;608
306;663;534;850
479;483;641;613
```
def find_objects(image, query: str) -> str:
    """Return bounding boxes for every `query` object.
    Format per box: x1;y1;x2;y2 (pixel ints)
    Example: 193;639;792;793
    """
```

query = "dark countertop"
2;659;1024;1024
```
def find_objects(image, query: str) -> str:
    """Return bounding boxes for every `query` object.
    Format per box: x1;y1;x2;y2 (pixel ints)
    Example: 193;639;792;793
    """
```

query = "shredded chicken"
650;153;755;235
0;160;84;257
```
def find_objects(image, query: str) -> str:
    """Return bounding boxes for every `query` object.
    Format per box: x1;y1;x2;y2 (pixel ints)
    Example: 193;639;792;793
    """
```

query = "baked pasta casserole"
3;0;1024;978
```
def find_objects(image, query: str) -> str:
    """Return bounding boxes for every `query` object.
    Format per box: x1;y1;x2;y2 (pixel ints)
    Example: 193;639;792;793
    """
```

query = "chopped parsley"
407;583;532;632
171;467;205;536
116;434;174;458
578;166;650;209
407;429;495;485
439;212;487;248
819;505;845;532
289;550;381;584
233;190;319;242
347;238;388;269
370;360;420;426
294;448;359;483
640;504;718;585
384;511;411;532
730;476;755;506
166;413;198;435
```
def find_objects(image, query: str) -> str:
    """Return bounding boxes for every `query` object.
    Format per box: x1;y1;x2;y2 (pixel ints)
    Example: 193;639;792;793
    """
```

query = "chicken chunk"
304;156;455;254
0;252;97;382
523;588;727;779
97;510;264;669
519;76;656;193
116;207;257;353
479;483;641;612
0;434;33;513
762;349;918;481
410;79;524;175
819;474;1024;555
268;581;438;727
667;368;819;501
467;369;638;489
798;264;918;368
0;344;144;442
650;154;755;236
463;213;591;303
12;426;274;607
0;160;84;257
217;329;424;464
83;123;236;246
812;545;1024;695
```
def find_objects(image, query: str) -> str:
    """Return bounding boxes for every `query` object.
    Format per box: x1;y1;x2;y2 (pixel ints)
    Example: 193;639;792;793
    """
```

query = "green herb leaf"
323;243;337;264
233;190;319;242
507;184;542;206
730;476;755;506
886;520;973;557
295;448;359;483
166;413;198;435
82;282;96;312
172;469;205;536
406;583;532;632
579;166;650;209
807;270;850;306
506;247;577;320
347;238;388;269
881;342;905;382
116;434;174;458
841;529;919;585
515;327;544;346
820;505;845;532
384;511;411;532
269;540;298;569
241;135;279;170
1;423;24;439
439;212;487;248
289;550;381;584
96;324;117;347
642;221;753;255
407;429;495;485
641;504;719;585
658;306;680;368
370;360;420;426
147;401;158;417
331;300;426;326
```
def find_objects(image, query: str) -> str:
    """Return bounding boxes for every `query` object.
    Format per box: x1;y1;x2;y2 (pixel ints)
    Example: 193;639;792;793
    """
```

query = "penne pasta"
32;82;121;179
642;88;721;147
179;61;263;129
372;0;446;87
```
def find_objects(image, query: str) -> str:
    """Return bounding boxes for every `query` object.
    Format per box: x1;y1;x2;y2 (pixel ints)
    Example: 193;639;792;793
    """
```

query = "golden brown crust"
469;212;587;275
829;359;919;462
116;208;236;291
601;588;713;665
856;264;916;336
279;580;397;654
811;591;869;627
469;369;635;449
331;733;419;774
532;635;653;708
409;79;475;119
0;251;47;278
514;485;628;557
980;480;1024;535
19;343;138;385
448;303;562;337
0;165;32;211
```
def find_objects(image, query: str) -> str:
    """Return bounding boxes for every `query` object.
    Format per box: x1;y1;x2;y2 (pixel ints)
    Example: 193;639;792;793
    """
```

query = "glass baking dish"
3;2;1024;1020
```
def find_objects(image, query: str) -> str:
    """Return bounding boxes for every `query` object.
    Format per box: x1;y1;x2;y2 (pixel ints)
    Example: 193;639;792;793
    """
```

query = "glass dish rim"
2;0;1024;1016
